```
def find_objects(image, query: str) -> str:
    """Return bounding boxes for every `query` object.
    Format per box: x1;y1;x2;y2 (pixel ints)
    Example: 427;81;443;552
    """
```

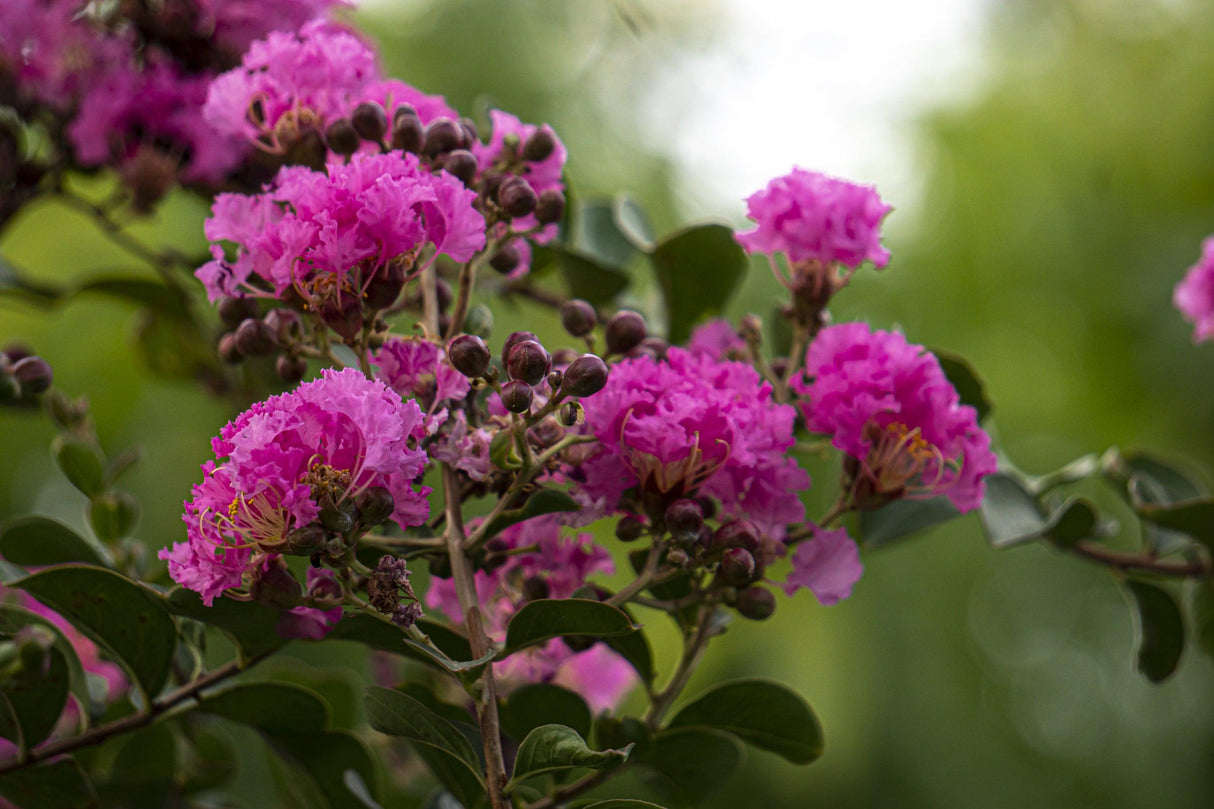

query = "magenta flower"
794;322;996;513
686;318;746;362
780;526;863;606
193;0;351;56
736;167;891;269
196;151;484;303
160;368;430;607
0;0;115;109
1174;236;1214;343
579;348;808;537
373;337;470;408
425;517;637;711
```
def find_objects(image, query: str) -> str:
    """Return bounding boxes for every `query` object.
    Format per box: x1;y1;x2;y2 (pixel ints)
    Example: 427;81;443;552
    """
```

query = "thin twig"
1068;540;1212;578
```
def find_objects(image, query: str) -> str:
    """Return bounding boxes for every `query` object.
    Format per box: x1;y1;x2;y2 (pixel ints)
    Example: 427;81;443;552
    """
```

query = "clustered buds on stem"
0;344;53;405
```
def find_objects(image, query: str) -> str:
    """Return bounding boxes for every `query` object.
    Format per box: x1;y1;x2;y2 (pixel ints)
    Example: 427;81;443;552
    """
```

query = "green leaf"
635;728;743;808
1105;450;1211;555
101;722;179;807
0;645;69;747
325;613;486;674
480;489;582;542
268;731;381;809
52;434;106;497
507;724;631;789
0;758;98;809
594;716;653;760
579;802;668;809
602;621;655;684
502;599;637;657
364;686;485;807
932;350;993;423
0;516;111;568
650;224;746;344
1124;580;1185;683
558;249;630;307
668;678;822;764
87;491;141;543
979;472;1048;548
501;683;592;741
16;565;177;698
194;682;330;734
1043;497;1100;547
572;202;640;268
165;587;288;663
72;276;190;317
613;195;655;252
0;603;90;715
1136;498;1214;554
180;720;237;794
857;496;960;548
1191;579;1214;661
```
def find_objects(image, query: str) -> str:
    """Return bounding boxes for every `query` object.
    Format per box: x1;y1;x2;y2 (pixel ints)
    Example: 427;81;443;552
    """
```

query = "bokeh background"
4;0;1214;806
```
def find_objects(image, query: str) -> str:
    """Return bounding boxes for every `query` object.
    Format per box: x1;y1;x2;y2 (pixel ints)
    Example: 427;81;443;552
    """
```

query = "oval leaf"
268;730;381;809
668;678;822;764
635;727;742;808
572;202;640;268
1124;580;1185;683
558;249;630;307
0;516;110;568
858;496;960;548
508;724;631;789
194;682;330;734
0;758;97;809
650;224;746;344
502;599;636;657
613;195;655;252
165;587;288;663
932;350;992;423
979;472;1048;548
1136;498;1214;554
0;603;89;717
580;802;668;809
16;565;177;698
0;645;70;747
51;435;106;497
501;683;592;742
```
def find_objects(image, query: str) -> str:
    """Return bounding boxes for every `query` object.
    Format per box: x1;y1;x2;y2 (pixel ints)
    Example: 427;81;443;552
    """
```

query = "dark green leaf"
572;203;640;268
0;516;110;568
1043;497;1099;547
857;496;960;548
16;565;177;698
501;683;592;741
668;678;822;764
594;716;653;760
102;722;178;808
0;645;69;747
502;599;637;656
650;224;746;344
602;622;655;684
268;730;381;809
52;434;106;497
613;195;655;252
1136;498;1214;554
508;724;630;789
1191;580;1214;661
635;728;743;808
558;249;631;307
72;276;190;317
397;683;475;727
88;491;141;543
0;758;97;809
1125;580;1185;683
979;472;1048;548
180;720;237;794
325;613;486;674
0;603;90;714
480;489;582;542
579;802;668;809
933;350;993;423
194;682;330;734
1107;451;1209;555
165;587;287;662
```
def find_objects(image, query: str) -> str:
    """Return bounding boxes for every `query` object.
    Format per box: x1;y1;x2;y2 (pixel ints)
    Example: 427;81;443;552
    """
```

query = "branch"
1068;540;1212;578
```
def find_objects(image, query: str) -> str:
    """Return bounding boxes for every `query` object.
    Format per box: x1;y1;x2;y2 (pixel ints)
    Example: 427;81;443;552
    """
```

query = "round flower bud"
522;128;557;162
735;586;776;621
1;343;32;363
489;242;521;275
546;370;564;390
442;149;478;186
448;335;491;378
667;548;690;568
497;177;537;218
11;356;52;395
218;296;259;329
217;333;242;364
604;310;647;355
458;118;479;148
319;498;358;535
719;547;756;587
0;368;20;401
664;498;704;542
501;331;541;366
264;308;302;343
356;486;395;527
281;523;329;556
423;118;463;156
465;304;494;338
351;101;388;143
560;299;597;337
712;520;761;553
234;318;277;356
320;295;362;341
391;108;425;153
324;118;360;156
364;260;407;310
506;340;551;386
639;337;669;360
534;189;566;225
275;354;307;384
521;575;550;603
557;401;585;427
552;348;579;366
615;515;645;542
560;354;609;398
500;380;534;413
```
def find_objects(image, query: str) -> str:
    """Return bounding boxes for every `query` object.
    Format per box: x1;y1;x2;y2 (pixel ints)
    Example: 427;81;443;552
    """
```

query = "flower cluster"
160;368;429;617
1174;236;1214;343
794;322;996;512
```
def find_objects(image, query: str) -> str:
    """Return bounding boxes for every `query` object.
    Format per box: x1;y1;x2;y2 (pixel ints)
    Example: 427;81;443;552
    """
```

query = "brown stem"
644;605;715;729
607;539;664;607
442;464;509;809
526;768;619;809
1068;540;1212;578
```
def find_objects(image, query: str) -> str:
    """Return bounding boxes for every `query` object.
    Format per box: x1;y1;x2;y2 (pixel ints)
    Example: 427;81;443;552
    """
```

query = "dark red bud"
712;520;761;553
615;515;645;542
664;498;704;542
364;260;407;310
501;330;540;366
391;108;425;153
324;118;360;156
442;149;478;186
500;380;534;413
521;127;557;162
275;354;307;384
218;333;242;364
234;318;278;356
534;189;566;225
506;340;551;386
560;354;609;397
605;310;647;355
217;296;259;328
11;356;52;395
351;101;388;143
720;547;756;587
735;586;776;620
560;299;597;337
448;334;491;378
497;177;537;218
423;118;463;156
489;242;521;275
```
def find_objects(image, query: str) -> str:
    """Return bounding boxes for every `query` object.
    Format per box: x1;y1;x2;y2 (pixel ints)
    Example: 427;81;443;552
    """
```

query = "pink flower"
1174;236;1214;343
794;322;996;513
579;348;808;538
780;527;863;606
0;0;116;109
686;318;746;361
428;410;494;482
373;337;470;407
425;517;637;711
196;151;484;302
160;368;430;606
193;0;351;56
736;168;891;269
277;570;344;639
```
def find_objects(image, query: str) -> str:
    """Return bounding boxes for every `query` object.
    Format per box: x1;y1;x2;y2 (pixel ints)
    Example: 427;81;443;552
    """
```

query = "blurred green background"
4;0;1214;806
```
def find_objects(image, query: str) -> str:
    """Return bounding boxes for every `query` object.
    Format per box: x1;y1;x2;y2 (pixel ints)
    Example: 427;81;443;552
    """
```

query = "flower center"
859;421;956;499
209;490;291;552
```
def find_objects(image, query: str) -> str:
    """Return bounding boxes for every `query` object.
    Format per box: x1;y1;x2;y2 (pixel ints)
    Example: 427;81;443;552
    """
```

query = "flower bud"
522;127;557;162
521;575;550;603
234;318;277;356
285;128;328;171
639;337;669;360
546;369;563;390
605;310;647;355
423;117;463;156
351;101;388;143
465;304;494;338
735;586;776;620
489;242;521;275
250;557;303;609
391;107;425;153
557;401;584;427
615;515;645;542
218;296;259;328
448;334;491;378
458;118;479;148
324;118;361;156
11;356;52;395
319;498;358;534
560;299;597;337
364;260;407;310
534;189;566;225
664;499;704;542
275;355;307;384
719;547;756;586
0;367;19;401
501;331;540;366
356;486;395;527
264;308;302;343
497;177;537;218
217;333;242;364
279;523;328;556
667;548;690;567
506;340;551;386
307;571;344;604
712;520;761;553
560;354;609;397
442;149;478;186
500;380;534;413
320;295;363;341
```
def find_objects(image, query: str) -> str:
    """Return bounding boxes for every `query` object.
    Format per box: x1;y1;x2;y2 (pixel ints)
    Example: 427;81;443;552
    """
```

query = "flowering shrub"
0;4;1211;809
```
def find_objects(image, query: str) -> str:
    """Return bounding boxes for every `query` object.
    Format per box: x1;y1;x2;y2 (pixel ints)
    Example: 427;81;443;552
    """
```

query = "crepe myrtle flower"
1174;236;1214;343
780;526;863;606
160;368;430;608
793;322;996;513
